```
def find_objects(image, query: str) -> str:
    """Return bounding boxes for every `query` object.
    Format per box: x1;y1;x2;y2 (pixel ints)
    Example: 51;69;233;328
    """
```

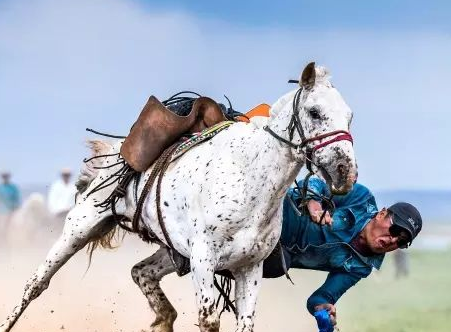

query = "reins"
264;82;353;223
131;142;181;243
263;85;353;173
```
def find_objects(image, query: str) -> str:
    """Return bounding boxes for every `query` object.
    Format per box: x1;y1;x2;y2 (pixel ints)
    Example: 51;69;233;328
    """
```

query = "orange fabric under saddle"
237;103;270;122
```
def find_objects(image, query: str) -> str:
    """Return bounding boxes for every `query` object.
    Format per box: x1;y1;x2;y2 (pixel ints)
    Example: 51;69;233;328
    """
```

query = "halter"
263;87;354;173
264;86;354;222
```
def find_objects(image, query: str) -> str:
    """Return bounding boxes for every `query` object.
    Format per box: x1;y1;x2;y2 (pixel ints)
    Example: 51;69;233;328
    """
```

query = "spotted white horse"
1;62;356;332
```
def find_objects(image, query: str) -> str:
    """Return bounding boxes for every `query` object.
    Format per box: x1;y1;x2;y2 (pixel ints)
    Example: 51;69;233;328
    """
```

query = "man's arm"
303;177;329;200
307;200;333;225
307;271;366;318
304;177;332;225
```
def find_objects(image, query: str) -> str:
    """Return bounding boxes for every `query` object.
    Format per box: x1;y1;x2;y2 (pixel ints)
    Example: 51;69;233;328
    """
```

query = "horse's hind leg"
131;247;177;332
233;262;263;332
0;201;114;332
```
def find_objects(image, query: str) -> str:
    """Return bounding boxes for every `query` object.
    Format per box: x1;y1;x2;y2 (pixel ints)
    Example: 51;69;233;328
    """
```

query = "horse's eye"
309;107;321;120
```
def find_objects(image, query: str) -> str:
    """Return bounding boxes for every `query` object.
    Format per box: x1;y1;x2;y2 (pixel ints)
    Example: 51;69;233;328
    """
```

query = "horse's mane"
269;90;296;118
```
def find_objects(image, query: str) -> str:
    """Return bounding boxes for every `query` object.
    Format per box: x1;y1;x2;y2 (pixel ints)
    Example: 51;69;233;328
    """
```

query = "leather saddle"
120;95;227;172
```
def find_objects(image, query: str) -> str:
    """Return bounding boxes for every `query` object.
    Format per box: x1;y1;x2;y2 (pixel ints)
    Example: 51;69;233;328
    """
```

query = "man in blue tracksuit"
0;172;21;215
263;177;423;327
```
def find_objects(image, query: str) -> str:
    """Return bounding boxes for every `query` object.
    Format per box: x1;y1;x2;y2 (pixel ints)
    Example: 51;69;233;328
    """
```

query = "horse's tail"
86;215;128;266
76;139;128;264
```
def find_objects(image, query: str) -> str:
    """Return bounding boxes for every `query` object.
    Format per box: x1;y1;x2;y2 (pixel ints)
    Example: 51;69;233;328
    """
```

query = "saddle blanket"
170;103;271;161
171;121;235;161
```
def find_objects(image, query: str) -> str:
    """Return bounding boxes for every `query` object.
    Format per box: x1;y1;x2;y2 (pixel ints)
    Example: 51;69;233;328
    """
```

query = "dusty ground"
2;199;449;332
0;210;318;332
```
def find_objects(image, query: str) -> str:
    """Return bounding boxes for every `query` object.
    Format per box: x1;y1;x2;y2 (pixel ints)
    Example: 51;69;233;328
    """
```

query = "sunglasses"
388;220;411;249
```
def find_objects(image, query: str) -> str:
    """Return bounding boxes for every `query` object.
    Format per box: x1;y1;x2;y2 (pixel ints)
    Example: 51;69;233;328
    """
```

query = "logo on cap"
407;217;419;231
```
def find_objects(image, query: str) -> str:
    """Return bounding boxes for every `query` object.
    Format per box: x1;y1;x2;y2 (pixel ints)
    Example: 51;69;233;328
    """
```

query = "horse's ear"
300;62;316;89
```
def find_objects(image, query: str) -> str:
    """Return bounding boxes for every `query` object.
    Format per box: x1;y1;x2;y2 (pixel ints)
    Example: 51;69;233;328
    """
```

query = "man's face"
365;209;410;254
62;173;71;184
1;174;10;184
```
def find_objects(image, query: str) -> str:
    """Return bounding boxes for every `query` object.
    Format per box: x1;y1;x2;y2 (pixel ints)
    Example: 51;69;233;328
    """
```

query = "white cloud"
0;0;450;189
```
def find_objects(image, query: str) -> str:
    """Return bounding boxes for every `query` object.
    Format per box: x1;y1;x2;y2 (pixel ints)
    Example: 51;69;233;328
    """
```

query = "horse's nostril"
337;164;348;177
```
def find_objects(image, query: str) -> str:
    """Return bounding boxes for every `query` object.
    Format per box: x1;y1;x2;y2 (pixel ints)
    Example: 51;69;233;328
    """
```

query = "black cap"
388;202;422;244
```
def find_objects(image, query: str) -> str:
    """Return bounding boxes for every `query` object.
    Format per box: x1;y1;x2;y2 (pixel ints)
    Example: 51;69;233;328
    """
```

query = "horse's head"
268;62;356;195
297;62;356;194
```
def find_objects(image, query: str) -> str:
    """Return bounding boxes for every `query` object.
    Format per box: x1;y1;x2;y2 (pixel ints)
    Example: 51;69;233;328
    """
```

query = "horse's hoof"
143;321;174;332
150;325;174;332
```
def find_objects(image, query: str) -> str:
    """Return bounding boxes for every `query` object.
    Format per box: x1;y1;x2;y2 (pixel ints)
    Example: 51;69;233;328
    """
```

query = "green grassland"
339;250;451;332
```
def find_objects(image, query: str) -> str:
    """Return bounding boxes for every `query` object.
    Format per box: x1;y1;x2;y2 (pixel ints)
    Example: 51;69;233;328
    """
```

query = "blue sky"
141;0;451;31
0;0;450;190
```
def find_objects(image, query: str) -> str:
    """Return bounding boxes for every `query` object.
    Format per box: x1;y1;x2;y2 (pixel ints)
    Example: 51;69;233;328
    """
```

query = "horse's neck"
266;89;299;143
250;89;304;193
238;124;303;199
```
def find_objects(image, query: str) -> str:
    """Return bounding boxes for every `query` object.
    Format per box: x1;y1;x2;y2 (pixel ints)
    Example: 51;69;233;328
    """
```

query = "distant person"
0;171;21;215
47;168;76;217
263;177;422;328
393;249;409;278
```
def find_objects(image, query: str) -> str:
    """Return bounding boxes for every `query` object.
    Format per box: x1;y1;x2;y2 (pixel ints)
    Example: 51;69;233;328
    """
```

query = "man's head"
1;172;11;184
60;168;72;184
363;202;422;254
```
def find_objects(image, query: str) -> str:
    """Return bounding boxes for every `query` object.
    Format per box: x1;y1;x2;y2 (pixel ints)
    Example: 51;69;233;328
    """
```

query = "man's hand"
314;303;337;326
307;200;333;226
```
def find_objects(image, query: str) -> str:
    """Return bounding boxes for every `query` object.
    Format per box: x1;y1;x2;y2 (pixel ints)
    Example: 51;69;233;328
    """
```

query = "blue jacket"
0;183;21;214
280;178;384;315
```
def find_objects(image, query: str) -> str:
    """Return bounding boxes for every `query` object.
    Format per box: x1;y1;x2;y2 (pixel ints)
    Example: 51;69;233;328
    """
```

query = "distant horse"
1;62;356;332
6;193;52;245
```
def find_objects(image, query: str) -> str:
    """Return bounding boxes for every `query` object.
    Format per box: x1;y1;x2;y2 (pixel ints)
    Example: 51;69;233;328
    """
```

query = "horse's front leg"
190;240;220;332
232;262;263;332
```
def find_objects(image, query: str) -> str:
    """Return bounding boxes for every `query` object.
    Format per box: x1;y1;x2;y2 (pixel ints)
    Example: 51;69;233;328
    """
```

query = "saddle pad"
171;121;235;161
236;103;271;122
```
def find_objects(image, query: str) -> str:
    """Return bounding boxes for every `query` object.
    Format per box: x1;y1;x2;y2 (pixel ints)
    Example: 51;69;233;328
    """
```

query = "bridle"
264;86;354;220
263;86;353;173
